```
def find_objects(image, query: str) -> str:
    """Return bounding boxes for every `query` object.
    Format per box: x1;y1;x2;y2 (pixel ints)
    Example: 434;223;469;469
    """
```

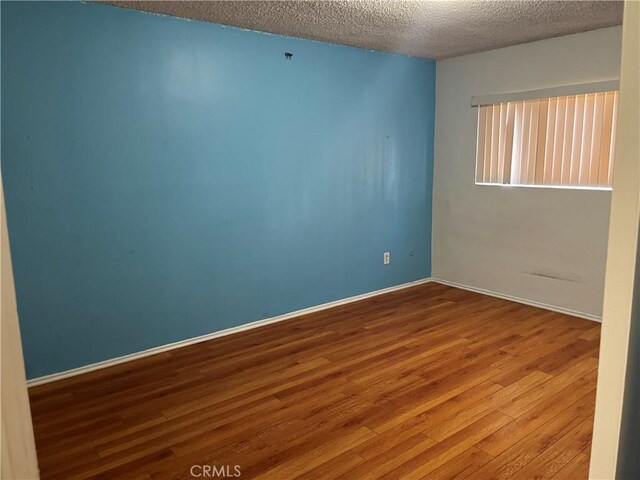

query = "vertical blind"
475;91;618;188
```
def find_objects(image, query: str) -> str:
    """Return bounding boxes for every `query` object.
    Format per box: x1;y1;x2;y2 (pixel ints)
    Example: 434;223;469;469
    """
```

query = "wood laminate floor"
29;283;600;479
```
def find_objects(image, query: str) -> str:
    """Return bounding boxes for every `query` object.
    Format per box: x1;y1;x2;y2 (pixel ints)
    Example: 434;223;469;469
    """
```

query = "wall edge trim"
27;277;433;387
433;277;602;323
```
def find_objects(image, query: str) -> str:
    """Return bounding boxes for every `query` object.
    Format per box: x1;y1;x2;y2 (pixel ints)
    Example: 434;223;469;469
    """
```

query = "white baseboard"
27;277;433;387
433;277;602;323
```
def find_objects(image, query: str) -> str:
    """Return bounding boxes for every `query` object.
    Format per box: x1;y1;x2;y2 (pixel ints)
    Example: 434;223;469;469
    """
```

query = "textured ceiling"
104;1;623;60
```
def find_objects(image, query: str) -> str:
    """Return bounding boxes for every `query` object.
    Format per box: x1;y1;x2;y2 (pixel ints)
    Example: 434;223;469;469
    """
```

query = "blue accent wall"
1;1;435;378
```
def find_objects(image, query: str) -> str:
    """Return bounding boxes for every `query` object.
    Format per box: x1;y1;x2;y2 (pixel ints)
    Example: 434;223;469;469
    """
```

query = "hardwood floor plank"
508;416;594;480
427;446;493;480
477;371;597;457
379;411;514;479
472;392;596;479
550;450;591;479
426;371;552;442
295;451;366;479
496;357;598;418
345;432;438;478
252;426;376;479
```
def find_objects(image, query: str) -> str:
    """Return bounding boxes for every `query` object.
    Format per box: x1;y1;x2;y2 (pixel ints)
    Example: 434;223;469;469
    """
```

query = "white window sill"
475;182;612;192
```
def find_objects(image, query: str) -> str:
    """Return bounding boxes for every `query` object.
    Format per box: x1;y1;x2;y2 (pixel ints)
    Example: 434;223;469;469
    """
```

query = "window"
474;87;619;189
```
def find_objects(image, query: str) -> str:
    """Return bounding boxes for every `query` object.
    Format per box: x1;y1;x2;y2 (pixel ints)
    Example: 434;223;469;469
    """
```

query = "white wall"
433;27;622;318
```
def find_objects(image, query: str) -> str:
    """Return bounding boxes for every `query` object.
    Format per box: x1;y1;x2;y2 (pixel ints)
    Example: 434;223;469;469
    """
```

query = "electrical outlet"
383;252;390;265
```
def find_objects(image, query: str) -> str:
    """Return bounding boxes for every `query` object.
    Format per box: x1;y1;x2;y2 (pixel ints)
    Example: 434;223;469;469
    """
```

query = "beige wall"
1;180;40;479
590;1;640;478
433;27;622;318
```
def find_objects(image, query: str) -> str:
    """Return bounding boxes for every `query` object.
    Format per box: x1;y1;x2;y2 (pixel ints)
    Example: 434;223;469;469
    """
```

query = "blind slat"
569;95;585;185
589;93;605;186
483;106;492;182
608;94;619;185
527;100;540;184
551;96;566;185
543;98;558;184
497;103;507;184
511;102;524;184
579;94;596;186
534;100;548;183
503;103;515;183
475;105;486;183
598;92;615;187
490;104;500;183
560;96;576;185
